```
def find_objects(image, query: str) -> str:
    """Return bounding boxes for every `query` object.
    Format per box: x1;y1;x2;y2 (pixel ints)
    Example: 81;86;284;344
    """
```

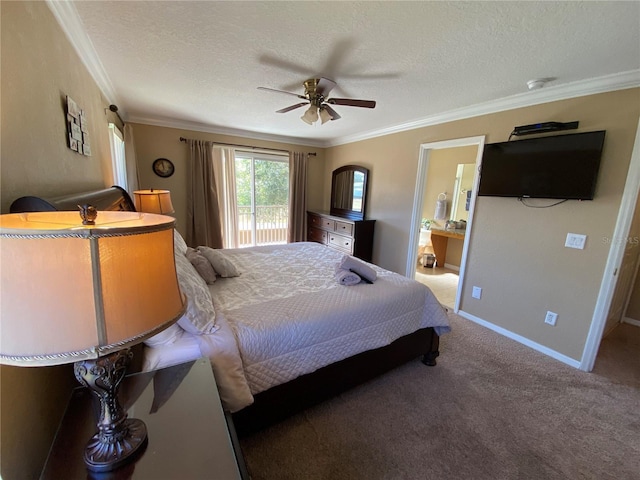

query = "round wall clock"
152;158;175;178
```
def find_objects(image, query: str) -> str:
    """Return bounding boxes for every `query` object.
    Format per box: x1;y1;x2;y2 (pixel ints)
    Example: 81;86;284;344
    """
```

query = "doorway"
582;121;640;371
406;136;485;312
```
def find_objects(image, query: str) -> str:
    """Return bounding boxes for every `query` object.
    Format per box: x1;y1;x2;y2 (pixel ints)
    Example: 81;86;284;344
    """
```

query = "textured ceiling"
68;1;640;146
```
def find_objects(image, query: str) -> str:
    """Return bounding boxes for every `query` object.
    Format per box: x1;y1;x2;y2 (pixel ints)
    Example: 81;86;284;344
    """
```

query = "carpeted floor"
239;314;640;480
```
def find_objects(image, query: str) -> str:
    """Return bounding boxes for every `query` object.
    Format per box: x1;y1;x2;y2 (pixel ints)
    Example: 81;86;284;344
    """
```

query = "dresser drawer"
306;211;374;262
308;213;323;228
309;214;335;230
334;221;353;236
308;226;328;244
329;233;353;253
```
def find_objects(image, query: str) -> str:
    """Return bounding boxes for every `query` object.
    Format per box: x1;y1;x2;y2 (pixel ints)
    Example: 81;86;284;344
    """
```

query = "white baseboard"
456;310;582;369
622;317;640;327
443;263;460;272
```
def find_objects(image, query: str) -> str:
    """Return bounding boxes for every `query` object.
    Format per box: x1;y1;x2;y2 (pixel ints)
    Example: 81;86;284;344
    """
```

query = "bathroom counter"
429;228;466;240
429;228;465;267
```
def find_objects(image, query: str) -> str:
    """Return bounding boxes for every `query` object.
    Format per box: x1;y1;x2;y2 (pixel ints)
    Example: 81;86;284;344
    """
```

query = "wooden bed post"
421;330;440;366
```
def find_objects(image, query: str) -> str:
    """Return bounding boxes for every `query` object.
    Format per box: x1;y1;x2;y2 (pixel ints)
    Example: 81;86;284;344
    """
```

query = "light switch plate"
472;286;482;299
545;311;558;326
565;233;587;249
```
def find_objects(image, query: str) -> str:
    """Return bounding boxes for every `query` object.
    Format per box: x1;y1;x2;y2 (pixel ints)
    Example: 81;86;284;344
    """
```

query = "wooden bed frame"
11;186;441;436
10;185;135;213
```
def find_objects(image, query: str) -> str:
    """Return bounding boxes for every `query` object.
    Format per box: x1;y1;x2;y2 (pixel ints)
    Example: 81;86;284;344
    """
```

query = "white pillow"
144;323;183;347
174;252;217;335
173;229;188;255
197;246;240;278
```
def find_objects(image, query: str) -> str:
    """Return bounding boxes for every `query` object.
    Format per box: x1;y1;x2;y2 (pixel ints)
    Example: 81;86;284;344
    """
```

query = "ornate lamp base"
74;349;148;472
83;418;147;472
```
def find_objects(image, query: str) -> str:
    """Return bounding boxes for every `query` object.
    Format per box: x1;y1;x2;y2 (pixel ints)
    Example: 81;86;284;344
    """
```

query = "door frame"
406;136;486;312
581;121;640;371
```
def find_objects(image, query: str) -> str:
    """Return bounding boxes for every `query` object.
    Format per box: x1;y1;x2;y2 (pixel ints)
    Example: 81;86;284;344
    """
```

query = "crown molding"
327;70;640;147
46;0;119;106
115;71;640;150
127;115;326;148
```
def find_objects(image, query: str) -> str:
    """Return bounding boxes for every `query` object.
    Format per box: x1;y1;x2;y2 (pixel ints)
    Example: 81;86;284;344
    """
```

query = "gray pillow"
186;247;217;284
197;246;240;278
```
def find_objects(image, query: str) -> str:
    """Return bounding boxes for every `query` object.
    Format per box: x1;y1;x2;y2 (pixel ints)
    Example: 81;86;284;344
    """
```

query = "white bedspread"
209;243;450;396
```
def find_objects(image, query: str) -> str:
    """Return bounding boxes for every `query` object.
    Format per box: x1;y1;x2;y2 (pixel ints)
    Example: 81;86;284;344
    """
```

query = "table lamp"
133;189;174;214
0;207;185;472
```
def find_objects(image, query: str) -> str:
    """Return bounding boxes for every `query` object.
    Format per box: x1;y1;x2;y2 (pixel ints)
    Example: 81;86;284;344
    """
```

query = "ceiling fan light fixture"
319;107;333;124
259;77;375;125
301;105;318;125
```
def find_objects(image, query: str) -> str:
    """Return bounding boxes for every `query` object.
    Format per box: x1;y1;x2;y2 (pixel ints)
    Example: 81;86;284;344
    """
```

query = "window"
235;152;289;247
108;123;127;189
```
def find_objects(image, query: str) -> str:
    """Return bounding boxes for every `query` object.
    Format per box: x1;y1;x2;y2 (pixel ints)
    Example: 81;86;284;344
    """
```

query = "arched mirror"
330;165;369;220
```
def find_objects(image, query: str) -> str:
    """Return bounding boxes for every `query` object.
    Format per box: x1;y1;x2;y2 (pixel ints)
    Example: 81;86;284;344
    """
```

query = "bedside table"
41;358;249;479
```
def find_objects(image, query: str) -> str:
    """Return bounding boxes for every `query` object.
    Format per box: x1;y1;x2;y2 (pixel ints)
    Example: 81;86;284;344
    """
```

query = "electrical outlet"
544;311;558;326
565;233;587;249
472;286;482;299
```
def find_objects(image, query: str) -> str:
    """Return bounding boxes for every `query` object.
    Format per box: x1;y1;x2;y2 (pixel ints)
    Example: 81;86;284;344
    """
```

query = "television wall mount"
512;121;579;137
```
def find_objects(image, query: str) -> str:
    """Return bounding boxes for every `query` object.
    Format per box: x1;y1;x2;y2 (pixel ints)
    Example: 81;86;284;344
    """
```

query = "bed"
11;186;451;435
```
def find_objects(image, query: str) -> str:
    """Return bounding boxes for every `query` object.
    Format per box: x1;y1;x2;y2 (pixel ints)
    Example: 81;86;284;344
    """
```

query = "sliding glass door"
235;153;289;247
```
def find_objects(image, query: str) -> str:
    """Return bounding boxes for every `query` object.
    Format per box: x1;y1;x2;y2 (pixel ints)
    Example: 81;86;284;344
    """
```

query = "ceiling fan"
258;77;376;125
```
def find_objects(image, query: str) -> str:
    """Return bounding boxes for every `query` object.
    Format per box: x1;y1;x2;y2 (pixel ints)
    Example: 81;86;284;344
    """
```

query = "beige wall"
0;3;120;214
325;89;640;362
130;123;325;238
625;264;640;320
0;2;118;478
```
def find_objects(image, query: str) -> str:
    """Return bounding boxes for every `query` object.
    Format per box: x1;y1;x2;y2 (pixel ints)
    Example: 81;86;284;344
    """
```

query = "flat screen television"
477;130;606;200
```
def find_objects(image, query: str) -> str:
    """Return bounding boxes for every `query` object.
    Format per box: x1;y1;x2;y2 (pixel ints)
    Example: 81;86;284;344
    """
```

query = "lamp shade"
301;105;319;125
0;211;185;366
133;189;175;214
319;107;332;124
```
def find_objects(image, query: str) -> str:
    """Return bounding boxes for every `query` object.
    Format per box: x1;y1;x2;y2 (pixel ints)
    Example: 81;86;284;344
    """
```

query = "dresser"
307;210;375;262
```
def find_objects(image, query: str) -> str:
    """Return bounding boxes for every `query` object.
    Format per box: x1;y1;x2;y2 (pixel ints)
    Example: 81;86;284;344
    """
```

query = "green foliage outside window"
235;157;289;207
236;157;289;206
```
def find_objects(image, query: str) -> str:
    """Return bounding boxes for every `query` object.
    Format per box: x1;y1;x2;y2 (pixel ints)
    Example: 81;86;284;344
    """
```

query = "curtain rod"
179;137;316;156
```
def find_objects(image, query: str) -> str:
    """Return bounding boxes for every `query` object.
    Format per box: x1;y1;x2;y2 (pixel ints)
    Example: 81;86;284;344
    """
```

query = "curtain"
186;140;223;248
212;147;239;248
123;124;140;197
288;151;308;243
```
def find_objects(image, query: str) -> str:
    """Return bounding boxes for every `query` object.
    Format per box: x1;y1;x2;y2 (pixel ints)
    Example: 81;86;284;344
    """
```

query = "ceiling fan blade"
321;104;341;121
258;87;307;100
327;98;376;108
258;54;316;76
276;102;308;114
316;77;337;97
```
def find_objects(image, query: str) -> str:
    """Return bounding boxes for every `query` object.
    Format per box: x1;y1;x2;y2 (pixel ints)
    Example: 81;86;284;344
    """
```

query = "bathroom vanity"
429;228;465;268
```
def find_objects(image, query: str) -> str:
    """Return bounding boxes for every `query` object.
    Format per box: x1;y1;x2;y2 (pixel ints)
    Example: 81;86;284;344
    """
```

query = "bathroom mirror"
330;165;369;220
450;163;475;222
